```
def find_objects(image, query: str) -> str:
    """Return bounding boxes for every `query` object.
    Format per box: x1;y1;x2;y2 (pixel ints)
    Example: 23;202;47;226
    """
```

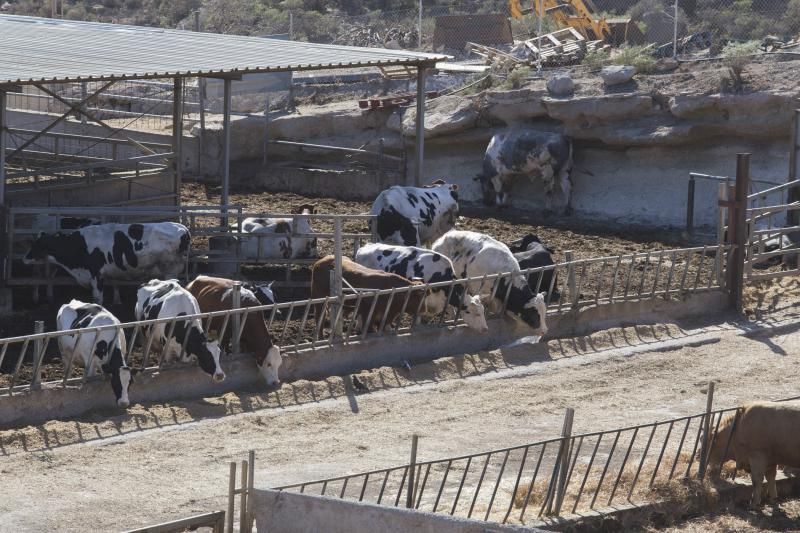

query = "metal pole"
222;78;232;226
730;154;750;312
263;97;270;167
239;460;248;533
406;435;419;508
194;11;206;175
686;175;696;235
698;381;715;479
565;250;576;306
553;408;575;515
172;77;184;207
0;90;6;207
414;67;426;187
789;109;800;226
31;321;45;390
247;450;255;533
289;12;294;40
537;0;543;72
333;217;343;337
232;281;242;354
80;83;87;125
672;0;679;59
418;0;423;48
227;462;236;533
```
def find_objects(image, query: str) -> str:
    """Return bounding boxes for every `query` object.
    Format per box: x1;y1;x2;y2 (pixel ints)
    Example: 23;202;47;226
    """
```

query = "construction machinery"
509;0;642;45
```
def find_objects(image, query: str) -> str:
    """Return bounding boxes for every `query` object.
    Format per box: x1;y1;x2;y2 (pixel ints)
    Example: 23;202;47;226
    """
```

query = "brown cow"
310;255;426;333
707;401;800;507
186;275;282;386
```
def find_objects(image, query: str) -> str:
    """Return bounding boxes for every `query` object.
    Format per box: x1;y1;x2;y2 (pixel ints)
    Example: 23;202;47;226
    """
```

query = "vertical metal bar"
394;466;409;507
628;424;657;500
226;462;236;533
789;109;800;227
378;288;397;333
502;447;529;523
343;292;364;341
418;0;423;48
414;463;431;509
637;251;650;298
158;318;179;368
333;217;344;338
667;418;692;480
414;67;426;187
553;408;575;515
693;246;707;291
622;255;636;299
231;281;242;354
358;473;370;502
650;421;675;487
520;443;548;521
589;431;620;509
247;450;255;533
30;321;45;389
377;469;392;505
468;454;492;519
698;381;716;479
594;260;607;304
172;77;183;207
294;300;312;350
0;90;6;206
608;255;623;303
651;251;665;297
339;477;349;498
485;450;511;520
278;301;297;344
684;415;706;479
432;461;452;513
451;457;473;515
607;428;639;506
573;261;586;308
572;435;602;513
564;250;575;307
686;174;695;233
407;435;418;509
221;77;232;226
359;292;379;339
663;250;677;298
239;460;248;532
9;338;31;393
730;154;750;311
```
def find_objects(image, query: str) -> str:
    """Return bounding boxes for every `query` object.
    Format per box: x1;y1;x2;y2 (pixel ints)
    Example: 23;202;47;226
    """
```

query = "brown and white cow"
310;255;426;333
707;401;800;507
186;275;282;386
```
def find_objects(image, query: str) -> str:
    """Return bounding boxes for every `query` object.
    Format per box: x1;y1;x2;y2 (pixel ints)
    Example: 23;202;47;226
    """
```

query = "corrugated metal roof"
0;15;449;86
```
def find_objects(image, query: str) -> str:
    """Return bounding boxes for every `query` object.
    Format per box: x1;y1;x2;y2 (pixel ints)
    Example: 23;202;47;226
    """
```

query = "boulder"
546;73;575;96
600;65;636;86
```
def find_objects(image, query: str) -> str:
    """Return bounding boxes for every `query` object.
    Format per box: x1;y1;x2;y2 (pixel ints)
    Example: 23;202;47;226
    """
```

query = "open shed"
0;14;447;301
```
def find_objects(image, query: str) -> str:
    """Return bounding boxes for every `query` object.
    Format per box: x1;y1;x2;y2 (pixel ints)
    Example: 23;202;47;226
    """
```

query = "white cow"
135;279;225;381
56;299;133;408
432;230;548;336
240;205;318;260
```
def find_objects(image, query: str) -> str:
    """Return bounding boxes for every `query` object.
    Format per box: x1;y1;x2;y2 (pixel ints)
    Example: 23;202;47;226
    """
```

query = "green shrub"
582;48;611;71
721;40;760;92
505;66;532;89
612;44;657;74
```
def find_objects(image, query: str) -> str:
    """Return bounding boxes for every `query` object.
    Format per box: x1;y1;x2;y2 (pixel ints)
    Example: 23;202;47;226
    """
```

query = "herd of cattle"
19;180;559;408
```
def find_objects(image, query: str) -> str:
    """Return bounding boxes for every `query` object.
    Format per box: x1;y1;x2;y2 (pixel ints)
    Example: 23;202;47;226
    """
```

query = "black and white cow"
24;222;190;303
370;179;459;247
240;205;318;260
243;280;283;319
432;230;548;336
510;234;560;303
56;299;134;408
135;279;225;381
354;242;488;333
474;130;573;211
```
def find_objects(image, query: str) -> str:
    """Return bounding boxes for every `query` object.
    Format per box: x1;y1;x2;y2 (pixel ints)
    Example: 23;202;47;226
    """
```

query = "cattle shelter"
0;15;448;303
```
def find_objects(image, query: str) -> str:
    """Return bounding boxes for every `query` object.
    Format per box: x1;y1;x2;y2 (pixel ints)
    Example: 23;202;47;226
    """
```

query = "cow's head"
110;365;137;408
293;204;318;258
197;339;225;382
258;345;283;387
461;294;488;334
24;232;56;264
520;292;548;336
246;281;284;320
293;204;317;215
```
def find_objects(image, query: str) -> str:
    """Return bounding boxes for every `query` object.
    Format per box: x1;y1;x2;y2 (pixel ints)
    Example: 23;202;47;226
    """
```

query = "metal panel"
0;15;448;87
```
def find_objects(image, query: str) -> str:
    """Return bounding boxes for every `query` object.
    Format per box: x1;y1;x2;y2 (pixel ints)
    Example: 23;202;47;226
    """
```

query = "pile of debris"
334;25;419;49
468;27;607;68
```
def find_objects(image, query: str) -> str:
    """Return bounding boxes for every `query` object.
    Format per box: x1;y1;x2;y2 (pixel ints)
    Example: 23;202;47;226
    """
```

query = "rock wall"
197;76;800;229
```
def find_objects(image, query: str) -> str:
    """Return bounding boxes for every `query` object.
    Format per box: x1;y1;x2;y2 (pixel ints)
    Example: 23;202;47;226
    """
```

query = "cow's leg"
91;278;104;304
749;453;767;507
765;464;778;503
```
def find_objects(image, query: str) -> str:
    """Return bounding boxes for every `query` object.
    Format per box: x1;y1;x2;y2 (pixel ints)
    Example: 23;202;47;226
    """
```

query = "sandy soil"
0;283;798;531
654;499;800;532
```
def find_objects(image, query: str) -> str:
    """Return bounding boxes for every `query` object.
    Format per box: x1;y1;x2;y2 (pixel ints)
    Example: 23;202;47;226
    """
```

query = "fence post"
289;11;294;40
30;321;45;390
686;174;695;236
672;0;679;59
565;250;576;308
332;217;344;338
727;154;750;312
227;462;236;533
698;381;715;479
239;459;248;533
246;450;255;533
407;434;419;509
553;407;575;515
232;281;242;354
417;0;422;48
789;110;800;224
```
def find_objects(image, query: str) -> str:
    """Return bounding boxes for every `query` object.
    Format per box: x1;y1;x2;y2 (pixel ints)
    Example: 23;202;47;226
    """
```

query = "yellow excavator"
509;0;641;45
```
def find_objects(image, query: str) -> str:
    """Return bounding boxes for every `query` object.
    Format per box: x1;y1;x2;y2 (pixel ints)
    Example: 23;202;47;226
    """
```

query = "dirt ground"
0;279;798;531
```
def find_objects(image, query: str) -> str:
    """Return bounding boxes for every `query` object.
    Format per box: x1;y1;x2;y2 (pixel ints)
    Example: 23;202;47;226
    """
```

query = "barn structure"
0;14;448;307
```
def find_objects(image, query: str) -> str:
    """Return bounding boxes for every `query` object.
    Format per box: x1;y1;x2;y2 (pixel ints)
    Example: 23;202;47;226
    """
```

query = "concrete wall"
250;489;542;533
423;132;789;229
0;290;728;427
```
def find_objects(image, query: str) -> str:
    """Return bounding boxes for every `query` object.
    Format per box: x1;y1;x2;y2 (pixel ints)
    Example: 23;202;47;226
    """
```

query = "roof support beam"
221;77;232;225
34;83;157;158
1;90;6;206
172;77;183;207
414;66;426;187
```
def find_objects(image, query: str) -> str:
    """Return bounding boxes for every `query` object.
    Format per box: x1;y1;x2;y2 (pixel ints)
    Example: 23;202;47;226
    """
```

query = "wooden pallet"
358;91;440;110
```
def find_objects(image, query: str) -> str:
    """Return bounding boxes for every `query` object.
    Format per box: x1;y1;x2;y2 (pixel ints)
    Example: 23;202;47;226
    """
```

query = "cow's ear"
451;184;459;191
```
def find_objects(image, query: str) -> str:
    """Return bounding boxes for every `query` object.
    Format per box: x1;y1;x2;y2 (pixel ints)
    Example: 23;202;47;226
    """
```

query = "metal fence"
273;389;800;525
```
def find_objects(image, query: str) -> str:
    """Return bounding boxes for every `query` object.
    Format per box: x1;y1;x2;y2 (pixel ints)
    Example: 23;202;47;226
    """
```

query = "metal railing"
273;389;800;525
0;244;730;396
